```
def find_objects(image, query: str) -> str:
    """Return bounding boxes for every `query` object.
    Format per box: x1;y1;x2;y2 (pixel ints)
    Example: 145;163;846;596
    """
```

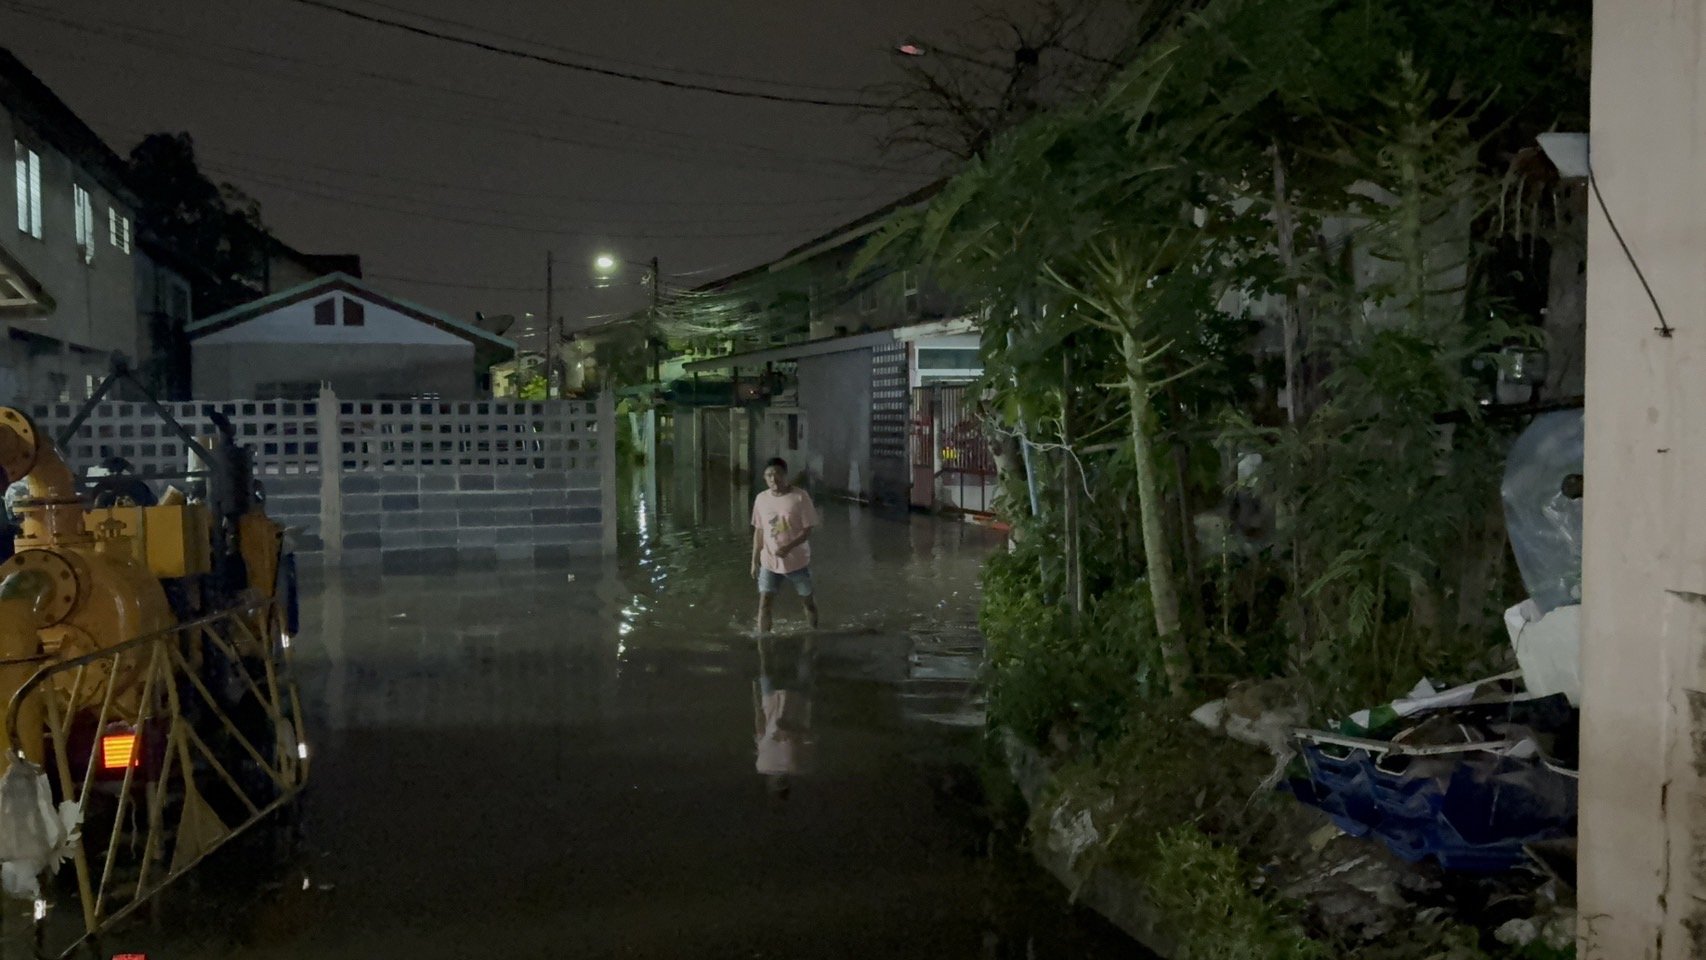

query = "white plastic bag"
1505;601;1582;705
0;761;78;899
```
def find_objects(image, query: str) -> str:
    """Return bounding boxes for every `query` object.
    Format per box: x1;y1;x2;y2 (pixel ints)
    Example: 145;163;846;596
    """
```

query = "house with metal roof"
188;272;515;400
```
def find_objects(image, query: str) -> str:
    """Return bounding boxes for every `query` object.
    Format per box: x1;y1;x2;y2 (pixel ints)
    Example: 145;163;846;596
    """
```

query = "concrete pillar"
598;389;617;555
643;408;658;533
1580;4;1706;956
316;383;343;567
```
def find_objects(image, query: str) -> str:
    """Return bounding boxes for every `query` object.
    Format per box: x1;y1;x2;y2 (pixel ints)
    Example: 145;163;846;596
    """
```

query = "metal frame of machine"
0;361;307;957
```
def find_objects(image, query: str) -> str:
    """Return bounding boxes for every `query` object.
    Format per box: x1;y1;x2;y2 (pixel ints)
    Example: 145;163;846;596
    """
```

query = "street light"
590;252;663;384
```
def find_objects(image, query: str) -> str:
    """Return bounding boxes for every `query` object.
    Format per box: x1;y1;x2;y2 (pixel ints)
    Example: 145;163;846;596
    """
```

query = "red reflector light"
100;733;139;771
113;954;147;960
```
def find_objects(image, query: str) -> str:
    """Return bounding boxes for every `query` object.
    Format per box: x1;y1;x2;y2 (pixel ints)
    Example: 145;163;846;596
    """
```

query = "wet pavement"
73;470;1136;959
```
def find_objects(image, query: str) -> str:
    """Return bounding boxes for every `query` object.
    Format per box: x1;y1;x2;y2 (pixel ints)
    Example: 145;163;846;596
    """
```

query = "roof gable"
187;273;515;351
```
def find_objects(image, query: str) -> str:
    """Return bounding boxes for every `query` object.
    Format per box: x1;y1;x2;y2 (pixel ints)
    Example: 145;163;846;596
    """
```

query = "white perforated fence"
335;399;601;473
30;399;321;478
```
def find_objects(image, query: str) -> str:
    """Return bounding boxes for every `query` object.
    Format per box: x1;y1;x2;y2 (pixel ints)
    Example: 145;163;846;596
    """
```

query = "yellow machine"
0;383;305;957
0;402;288;764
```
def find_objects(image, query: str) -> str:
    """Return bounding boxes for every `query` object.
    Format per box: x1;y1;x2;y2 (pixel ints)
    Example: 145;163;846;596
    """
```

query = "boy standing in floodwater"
751;457;819;634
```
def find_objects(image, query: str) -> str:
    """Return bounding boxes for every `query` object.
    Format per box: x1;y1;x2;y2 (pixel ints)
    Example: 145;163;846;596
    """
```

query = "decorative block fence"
29;390;618;572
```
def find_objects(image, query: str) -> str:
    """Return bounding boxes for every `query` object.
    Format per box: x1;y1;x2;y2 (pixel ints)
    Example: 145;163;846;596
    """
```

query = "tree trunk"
1121;329;1189;695
1061;349;1084;616
1272;145;1305;423
1172;441;1199;602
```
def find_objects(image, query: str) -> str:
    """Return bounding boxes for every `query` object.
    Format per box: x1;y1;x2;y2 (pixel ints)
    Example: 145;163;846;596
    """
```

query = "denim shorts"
758;566;814;597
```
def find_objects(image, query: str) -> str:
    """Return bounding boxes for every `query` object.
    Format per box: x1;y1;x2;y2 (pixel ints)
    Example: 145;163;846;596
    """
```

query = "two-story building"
641;182;990;511
1;48;146;403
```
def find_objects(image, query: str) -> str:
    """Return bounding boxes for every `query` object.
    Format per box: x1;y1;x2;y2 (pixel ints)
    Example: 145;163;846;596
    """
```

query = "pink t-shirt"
752;488;819;574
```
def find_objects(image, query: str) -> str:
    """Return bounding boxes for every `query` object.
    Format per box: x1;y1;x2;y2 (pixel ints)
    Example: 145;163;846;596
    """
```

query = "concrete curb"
999;728;1178;958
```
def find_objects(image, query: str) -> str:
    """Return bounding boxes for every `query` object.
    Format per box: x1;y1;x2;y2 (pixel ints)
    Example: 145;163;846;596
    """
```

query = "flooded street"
96;471;1135;959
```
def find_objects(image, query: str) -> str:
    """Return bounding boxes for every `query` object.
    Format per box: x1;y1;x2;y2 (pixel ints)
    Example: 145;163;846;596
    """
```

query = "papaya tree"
861;24;1277;695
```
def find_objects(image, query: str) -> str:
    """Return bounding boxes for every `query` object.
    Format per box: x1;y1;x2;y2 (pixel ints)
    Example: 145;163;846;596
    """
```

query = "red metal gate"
911;384;996;516
909;387;935;509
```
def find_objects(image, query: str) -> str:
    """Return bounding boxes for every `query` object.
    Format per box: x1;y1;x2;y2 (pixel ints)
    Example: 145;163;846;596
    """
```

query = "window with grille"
13;140;40;239
73;185;94;263
108;207;131;253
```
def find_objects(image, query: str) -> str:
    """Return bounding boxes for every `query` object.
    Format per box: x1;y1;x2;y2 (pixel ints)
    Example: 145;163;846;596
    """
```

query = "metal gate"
869;343;911;507
909;389;935;509
910;384;996;516
7;599;307;957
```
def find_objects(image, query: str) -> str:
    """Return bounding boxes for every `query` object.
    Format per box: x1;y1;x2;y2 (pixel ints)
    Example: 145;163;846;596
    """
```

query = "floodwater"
39;469;1135;959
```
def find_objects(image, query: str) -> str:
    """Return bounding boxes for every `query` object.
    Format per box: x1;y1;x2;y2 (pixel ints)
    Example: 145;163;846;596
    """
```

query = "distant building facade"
0;48;145;402
189;273;514;400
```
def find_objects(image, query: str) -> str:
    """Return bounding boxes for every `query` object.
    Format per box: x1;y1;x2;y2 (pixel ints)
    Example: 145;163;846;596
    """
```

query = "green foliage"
981;543;1162;747
897;0;1587;730
517;374;548;400
1145;826;1327;960
907;0;1587;951
1035;707;1324;959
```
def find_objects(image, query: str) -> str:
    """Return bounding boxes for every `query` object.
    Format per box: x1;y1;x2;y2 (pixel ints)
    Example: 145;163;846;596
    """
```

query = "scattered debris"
1287;675;1578;872
1044;797;1104;873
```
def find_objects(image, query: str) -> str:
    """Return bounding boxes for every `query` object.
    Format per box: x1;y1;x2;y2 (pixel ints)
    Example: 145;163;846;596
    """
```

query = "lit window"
108;207;131;254
73;185;94;263
13;140;40;239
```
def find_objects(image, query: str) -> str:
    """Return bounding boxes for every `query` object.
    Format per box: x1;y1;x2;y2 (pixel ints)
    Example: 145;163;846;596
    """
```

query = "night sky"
0;0;1001;349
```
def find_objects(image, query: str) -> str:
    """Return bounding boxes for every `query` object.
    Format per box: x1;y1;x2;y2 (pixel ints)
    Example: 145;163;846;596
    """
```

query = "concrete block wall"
334;470;605;573
264;475;327;554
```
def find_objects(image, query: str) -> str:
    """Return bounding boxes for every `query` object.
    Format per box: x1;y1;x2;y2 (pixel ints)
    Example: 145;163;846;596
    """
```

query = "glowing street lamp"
593;253;618;274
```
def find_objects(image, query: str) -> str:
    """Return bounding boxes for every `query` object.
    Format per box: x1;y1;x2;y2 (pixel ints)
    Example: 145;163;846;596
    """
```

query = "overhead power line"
220;168;829;241
341;0;873;98
280;0;897;110
4;5;920;180
366;272;545;293
197;144;887;208
201;159;877;229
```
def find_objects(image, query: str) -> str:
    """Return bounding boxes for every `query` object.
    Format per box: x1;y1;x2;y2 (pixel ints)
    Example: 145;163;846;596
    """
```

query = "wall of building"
2;112;142;400
194;342;475;399
1579;4;1706;957
794;347;872;498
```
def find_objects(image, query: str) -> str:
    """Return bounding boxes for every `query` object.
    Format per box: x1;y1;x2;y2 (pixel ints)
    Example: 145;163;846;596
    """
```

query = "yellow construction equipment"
0;399;307;956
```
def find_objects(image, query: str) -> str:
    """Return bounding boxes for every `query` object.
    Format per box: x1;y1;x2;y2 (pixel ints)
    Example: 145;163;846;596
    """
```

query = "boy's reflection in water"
752;634;816;800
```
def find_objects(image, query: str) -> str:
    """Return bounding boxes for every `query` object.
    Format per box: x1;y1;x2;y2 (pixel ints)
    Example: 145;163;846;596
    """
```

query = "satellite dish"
474;312;516;336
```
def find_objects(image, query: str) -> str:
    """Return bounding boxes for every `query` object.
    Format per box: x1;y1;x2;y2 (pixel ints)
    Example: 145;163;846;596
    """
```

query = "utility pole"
544;251;555;399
